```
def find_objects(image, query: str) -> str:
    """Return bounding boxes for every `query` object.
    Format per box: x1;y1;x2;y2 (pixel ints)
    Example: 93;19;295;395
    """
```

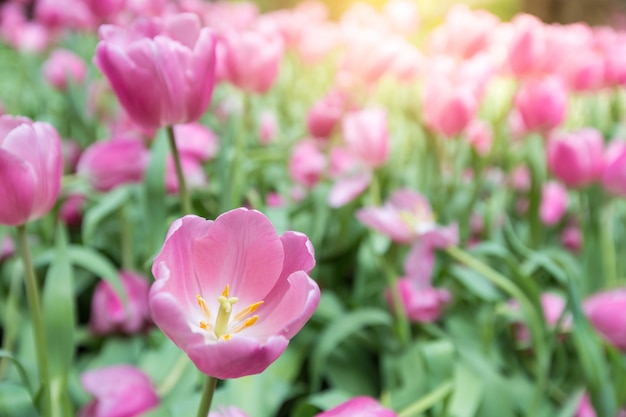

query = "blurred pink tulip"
35;0;96;31
149;209;320;379
539;181;568;226
58;194;86;227
218;28;284;94
95;13;217;130
79;365;159;417
584;288;626;350
42;48;86;91
514;76;568;133
511;293;571;344
561;222;583;253
0;4;51;52
575;393;626;417
164;154;207;195
507;14;548;77
342;108;389;169
547;129;604;187
387;278;451;323
1;235;15;261
423;76;478;137
209;407;250;417
258;111;279;145
288;140;326;188
558;50;605;92
0;115;63;226
83;0;126;20
315;397;397;417
90;271;152;335
307;90;347;139
465;119;493;156
173;123;219;161
602;140;626;196
77;138;149;192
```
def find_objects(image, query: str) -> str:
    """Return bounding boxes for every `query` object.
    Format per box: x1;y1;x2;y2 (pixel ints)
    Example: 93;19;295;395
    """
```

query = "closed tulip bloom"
342;108;389;168
58;193;86;227
584;288;626;350
315;397;397;417
602;140;626;196
258;110;278;145
0;115;62;226
288;139;326;188
77;138;149;192
514;76;568;133
507;14;549;77
465;119;493;156
95;13;217;131
539;181;568;226
173;123;219;161
423;76;478;137
149;209;320;379
42;48;87;91
307;90;347;139
90;271;152;335
547;129;604;187
79;365;159;417
219;28;284;94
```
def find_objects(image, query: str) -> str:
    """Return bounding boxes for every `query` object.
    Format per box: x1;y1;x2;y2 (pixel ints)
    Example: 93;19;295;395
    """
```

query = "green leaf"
309;308;392;391
449;265;501;301
0;350;33;395
141;129;168;258
0;383;39;417
448;363;483;417
67;245;125;305
82;186;132;244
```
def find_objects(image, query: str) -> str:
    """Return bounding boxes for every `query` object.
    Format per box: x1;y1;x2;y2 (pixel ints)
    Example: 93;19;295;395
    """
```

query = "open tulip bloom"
149;208;320;380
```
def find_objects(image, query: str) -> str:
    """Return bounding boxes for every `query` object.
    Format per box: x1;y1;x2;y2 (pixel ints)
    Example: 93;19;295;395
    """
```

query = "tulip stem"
119;204;133;271
166;125;191;215
196;375;218;417
600;201;617;288
16;225;51;417
398;380;453;417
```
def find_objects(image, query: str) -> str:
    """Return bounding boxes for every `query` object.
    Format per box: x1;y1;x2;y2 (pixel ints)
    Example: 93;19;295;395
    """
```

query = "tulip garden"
2;0;626;416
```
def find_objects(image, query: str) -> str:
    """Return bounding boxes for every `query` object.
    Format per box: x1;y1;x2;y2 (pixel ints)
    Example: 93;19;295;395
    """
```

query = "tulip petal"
279;231;316;279
0;148;36;225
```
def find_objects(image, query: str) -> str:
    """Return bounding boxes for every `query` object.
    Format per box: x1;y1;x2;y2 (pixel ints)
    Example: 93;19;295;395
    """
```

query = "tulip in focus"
547;129;605;188
42;48;87;91
315;397;397;417
584;288;626;350
79;365;159;417
95;13;217;130
539;181;568;226
90;271;151;335
514;76;568;133
0;115;63;226
77;138;149;192
602;140;626;196
149;208;320;379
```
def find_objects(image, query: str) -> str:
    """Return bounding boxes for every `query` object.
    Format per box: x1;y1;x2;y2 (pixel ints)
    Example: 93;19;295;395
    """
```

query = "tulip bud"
42;48;86;91
514;76;568;133
584;288;626;350
539;181;568;226
602;140;626;196
547;129;604;187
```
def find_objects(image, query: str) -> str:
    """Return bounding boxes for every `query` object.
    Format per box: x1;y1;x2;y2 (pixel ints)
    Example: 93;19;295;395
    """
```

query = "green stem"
119;204;133;271
166;125;191;215
600;201;617;288
16;225;51;417
398;380;453;417
381;255;411;346
196;375;218;417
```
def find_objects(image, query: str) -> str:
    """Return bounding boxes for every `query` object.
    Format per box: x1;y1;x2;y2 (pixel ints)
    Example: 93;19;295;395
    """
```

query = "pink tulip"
83;0;126;20
342;108;389;169
575;393;626;417
288;140;326;188
149;209;320;379
258;111;278;145
327;147;373;208
90;271;152;335
77;138;149;192
510;293;571;344
79;365;159;417
315;397;397;417
1;235;15;261
35;0;96;31
514;76;568;133
218;28;284;94
173;123;219;161
209;407;250;417
539;181;568;226
42;48;86;91
0;4;51;53
58;194;86;227
0;115;62;226
95;13;217;130
584;288;626;350
465;119;493;156
356;189;442;244
62;138;82;174
509;165;531;191
307;90;347;139
561;223;582;253
423;76;478;137
338;29;397;86
164;154;207;195
558;50;605;92
295;22;339;65
602;140;626;196
547;129;605;187
387;278;451;323
507;14;549;77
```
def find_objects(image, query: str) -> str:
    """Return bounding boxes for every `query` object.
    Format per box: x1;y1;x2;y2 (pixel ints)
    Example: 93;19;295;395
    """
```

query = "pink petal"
279;231;316;279
0;149;36;225
328;169;372;208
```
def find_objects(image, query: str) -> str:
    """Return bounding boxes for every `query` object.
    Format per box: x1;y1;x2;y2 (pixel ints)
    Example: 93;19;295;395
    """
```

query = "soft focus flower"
173;123;219;161
58;193;86;227
288;140;326;188
79;365;159;417
35;0;96;31
315;397;397;417
383;0;419;35
90;271;151;335
0;235;15;261
0;115;63;226
575;393;626;417
95;13;217;130
423;76;478;137
307;90;347;139
208;406;250;417
77;138;149;192
561;222;583;253
539;181;568;226
465;119;493;156
327;147;373;208
164;154;207;195
342;108;389;168
514;76;568;133
584;288;626;350
547;129;605;188
507;14;548;77
149;209;320;379
602;140;626;196
42;48;87;91
83;0;126;20
510;293;571;344
387;278;451;323
258;111;278;145
218;28;284;94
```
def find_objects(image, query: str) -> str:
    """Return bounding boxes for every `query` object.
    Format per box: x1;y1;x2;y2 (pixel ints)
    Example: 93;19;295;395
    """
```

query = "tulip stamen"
234;301;264;322
215;285;239;338
231;315;259;334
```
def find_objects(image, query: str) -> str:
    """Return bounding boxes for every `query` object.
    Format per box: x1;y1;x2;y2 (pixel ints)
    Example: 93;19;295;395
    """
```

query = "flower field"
1;1;626;416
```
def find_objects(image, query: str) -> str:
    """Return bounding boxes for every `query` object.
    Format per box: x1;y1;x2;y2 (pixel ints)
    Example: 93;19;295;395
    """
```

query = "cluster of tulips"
1;0;626;416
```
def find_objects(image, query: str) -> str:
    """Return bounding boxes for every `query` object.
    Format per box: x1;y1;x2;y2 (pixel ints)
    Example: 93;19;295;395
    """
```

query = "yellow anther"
234;301;264;322
232;315;259;334
196;295;211;319
199;320;211;330
222;285;230;297
220;334;232;342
